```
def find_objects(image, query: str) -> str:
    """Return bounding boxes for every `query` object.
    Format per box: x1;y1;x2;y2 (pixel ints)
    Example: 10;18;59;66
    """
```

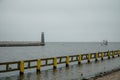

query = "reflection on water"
20;75;24;80
1;57;120;80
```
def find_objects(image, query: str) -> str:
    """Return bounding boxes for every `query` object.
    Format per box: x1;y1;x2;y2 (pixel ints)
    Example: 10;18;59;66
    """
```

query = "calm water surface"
0;42;120;80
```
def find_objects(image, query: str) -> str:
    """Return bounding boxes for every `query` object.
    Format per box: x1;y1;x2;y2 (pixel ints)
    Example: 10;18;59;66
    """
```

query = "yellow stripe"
37;59;41;70
20;60;24;73
53;57;57;68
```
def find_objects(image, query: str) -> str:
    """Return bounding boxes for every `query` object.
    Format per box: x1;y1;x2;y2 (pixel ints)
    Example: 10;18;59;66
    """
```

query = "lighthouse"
40;32;45;46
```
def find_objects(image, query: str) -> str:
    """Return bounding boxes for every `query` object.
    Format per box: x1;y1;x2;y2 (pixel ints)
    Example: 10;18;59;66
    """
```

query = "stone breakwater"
0;41;45;47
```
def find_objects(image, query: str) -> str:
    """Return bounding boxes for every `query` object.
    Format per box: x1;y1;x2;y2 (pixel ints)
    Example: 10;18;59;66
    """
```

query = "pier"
0;32;45;47
0;50;119;75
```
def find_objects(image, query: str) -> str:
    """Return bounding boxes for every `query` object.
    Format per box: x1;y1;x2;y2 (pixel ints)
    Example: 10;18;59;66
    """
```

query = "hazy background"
0;0;120;42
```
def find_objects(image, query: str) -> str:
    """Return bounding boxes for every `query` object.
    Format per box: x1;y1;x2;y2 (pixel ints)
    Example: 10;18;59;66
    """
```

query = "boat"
101;40;108;46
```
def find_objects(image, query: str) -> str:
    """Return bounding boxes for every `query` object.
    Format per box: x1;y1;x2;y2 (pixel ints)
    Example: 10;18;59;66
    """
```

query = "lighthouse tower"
40;32;45;46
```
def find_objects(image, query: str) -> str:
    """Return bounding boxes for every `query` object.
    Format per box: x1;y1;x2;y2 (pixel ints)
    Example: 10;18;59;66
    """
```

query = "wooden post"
118;50;120;57
66;56;69;67
6;64;9;71
101;52;104;60
36;59;41;73
53;57;57;69
95;53;98;62
20;61;24;75
108;51;110;59
112;51;115;58
87;54;91;63
78;55;81;64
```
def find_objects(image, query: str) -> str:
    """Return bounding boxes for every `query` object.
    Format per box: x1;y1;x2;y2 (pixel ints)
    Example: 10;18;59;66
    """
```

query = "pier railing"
0;50;120;75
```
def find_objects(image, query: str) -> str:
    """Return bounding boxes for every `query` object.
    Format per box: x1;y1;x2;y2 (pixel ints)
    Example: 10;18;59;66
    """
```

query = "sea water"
0;42;120;80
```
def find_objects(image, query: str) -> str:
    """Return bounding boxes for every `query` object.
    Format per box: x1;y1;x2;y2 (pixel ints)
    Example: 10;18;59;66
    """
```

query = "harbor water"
0;42;120;80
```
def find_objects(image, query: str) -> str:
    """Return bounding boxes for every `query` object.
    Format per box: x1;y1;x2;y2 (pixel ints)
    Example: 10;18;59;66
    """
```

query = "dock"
0;41;44;47
0;32;45;47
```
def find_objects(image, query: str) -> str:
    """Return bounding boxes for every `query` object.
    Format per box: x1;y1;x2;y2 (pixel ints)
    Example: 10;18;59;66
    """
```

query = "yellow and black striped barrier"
78;55;81;64
53;57;57;69
36;59;41;73
0;50;119;75
101;52;104;60
20;61;24;75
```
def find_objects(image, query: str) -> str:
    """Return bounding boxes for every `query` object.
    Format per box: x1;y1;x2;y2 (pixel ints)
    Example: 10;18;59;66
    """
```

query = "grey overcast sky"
0;0;120;42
